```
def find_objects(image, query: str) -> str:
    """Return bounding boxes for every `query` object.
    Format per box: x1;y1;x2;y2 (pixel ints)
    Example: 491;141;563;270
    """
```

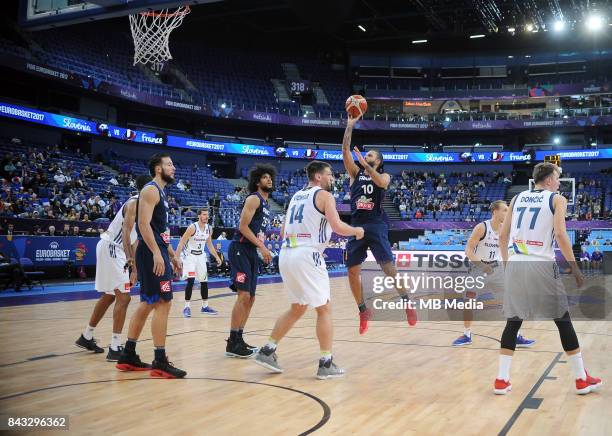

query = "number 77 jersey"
283;186;331;251
510;189;556;260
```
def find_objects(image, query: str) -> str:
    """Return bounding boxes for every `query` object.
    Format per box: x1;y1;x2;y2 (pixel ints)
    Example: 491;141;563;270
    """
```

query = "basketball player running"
343;113;417;334
76;175;151;361
254;161;364;378
452;200;535;348
225;164;274;358
116;153;186;378
176;208;222;318
494;162;602;395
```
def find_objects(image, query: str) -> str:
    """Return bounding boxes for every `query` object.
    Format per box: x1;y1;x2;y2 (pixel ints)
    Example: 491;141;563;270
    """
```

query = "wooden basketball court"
0;277;609;435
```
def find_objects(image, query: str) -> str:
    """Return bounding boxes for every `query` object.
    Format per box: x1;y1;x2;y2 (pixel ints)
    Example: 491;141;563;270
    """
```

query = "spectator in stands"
183;207;196;219
218;231;227;240
176;179;186;191
3;223;14;237
0;251;31;292
579;249;591;272
211;192;220;209
399;202;407;220
604;239;611;246
89;204;102;221
47;225;56;236
66;208;78;221
392;242;399;249
343;191;350;204
591;249;603;270
415;210;423;220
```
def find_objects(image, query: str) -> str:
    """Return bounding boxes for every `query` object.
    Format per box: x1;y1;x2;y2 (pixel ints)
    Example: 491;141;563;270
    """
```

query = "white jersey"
509;189;556;260
100;195;138;247
184;222;211;255
283;186;331;252
473;219;501;261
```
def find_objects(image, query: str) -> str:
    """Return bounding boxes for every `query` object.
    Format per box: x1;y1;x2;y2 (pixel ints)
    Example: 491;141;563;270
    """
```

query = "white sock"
497;355;512;381
83;325;95;341
265;340;277;351
202;300;208;308
184;301;190;308
568;352;587;380
111;333;121;351
517;330;522;338
464;328;471;338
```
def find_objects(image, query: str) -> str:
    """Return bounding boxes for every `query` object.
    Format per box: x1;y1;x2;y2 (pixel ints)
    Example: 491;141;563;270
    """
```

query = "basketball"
345;95;367;118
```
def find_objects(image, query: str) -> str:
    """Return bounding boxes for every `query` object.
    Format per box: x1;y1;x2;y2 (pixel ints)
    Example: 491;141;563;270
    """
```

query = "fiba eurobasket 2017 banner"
361;250;610;323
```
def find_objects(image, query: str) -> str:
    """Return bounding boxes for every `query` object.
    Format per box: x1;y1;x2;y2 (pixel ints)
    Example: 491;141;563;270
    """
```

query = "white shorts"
95;239;131;295
181;252;208;282
279;246;330;308
503;256;568;320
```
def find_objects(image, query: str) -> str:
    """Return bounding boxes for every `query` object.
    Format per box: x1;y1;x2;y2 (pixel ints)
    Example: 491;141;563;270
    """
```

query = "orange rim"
139;5;190;17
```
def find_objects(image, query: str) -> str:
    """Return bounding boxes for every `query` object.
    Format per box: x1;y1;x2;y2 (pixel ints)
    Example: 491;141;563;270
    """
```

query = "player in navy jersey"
225;164;275;358
76;174;150;361
116;153;186;379
342;114;417;334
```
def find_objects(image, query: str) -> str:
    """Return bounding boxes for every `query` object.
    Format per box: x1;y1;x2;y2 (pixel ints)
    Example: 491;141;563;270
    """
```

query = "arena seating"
2;29;611;121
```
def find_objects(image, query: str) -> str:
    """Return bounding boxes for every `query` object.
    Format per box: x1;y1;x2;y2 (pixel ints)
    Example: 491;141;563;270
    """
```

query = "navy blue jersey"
350;170;386;224
136;181;170;247
233;192;270;246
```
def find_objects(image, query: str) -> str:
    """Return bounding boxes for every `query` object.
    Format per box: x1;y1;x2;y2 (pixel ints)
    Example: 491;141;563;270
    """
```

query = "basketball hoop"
129;5;190;71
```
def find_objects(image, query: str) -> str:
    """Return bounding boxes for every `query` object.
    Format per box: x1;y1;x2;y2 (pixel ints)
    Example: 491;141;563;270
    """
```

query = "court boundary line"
497;352;563;436
0;377;331;435
0;323;562;369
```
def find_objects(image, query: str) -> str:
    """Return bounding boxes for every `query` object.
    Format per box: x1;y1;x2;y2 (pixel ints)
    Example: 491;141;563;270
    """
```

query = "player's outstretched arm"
553;194;583;287
121;199;137;266
465;222;486;264
176;224;196;257
499;196;515;264
206;233;222;265
342;114;361;181
138;185;164;276
353;147;391;189
318;189;364;239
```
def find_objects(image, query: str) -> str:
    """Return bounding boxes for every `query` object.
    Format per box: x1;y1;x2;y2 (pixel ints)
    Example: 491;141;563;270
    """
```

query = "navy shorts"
228;241;259;296
136;243;174;304
345;222;394;267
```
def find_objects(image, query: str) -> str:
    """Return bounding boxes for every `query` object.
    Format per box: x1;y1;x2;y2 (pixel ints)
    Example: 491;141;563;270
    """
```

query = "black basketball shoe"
116;352;152;372
225;338;255;358
151;358;187;379
106;346;123;362
76;334;104;353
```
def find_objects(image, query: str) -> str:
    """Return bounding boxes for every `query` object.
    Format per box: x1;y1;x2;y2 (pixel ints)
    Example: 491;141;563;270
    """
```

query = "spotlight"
553;21;565;32
358;25;366;32
508;55;514;59
220;103;226;109
587;15;604;31
412;39;427;44
508;27;516;33
526;24;534;32
470;34;485;39
553;137;561;145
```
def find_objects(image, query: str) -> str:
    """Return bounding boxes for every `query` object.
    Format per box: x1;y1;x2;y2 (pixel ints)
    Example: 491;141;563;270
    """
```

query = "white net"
129;6;190;71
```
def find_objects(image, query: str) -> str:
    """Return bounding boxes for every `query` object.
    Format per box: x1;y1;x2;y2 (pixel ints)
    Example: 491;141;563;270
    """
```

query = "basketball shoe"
359;308;372;335
75;334;104;353
576;372;602;395
493;379;512;395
